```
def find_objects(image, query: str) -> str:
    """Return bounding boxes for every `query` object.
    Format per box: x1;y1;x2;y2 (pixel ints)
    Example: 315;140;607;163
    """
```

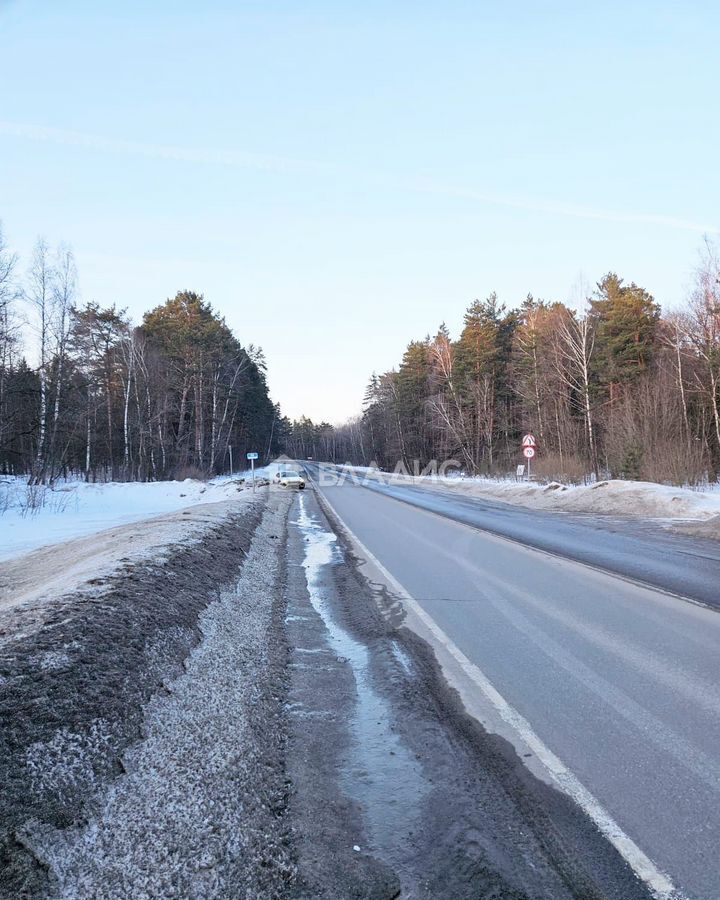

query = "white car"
278;470;305;489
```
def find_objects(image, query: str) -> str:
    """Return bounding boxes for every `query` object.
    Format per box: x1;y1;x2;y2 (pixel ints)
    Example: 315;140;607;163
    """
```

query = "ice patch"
391;640;414;676
294;494;427;854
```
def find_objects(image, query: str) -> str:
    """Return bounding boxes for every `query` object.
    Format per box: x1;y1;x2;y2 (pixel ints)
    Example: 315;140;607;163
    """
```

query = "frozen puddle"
294;494;427;858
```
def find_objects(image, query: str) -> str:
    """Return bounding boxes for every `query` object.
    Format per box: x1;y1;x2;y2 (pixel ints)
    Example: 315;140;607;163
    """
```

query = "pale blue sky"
1;0;718;421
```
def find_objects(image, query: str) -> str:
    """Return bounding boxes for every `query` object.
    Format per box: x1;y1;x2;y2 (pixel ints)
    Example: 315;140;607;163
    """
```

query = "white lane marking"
361;476;716;615
404;522;720;790
314;482;684;900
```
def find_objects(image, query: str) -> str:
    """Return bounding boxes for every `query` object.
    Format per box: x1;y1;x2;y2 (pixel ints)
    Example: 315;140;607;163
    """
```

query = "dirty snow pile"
436;476;720;520
0;476;253;562
28;496;295;898
346;467;720;523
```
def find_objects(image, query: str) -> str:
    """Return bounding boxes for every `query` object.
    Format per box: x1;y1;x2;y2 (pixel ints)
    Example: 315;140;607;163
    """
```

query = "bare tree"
662;312;692;442
427;327;474;470
0;224;19;355
0;224;20;464
46;245;77;481
555;305;598;473
685;239;720;466
25;238;55;478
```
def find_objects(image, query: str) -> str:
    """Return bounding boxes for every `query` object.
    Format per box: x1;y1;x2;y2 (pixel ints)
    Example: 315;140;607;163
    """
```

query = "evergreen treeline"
0;225;281;482
287;243;720;485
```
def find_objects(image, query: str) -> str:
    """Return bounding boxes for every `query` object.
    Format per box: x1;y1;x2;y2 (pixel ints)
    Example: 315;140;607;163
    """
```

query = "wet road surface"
285;488;654;899
358;476;720;608
307;468;720;900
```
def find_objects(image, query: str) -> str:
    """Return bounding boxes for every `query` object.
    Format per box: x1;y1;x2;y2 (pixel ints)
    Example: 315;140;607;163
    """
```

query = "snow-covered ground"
339;466;720;525
0;475;265;563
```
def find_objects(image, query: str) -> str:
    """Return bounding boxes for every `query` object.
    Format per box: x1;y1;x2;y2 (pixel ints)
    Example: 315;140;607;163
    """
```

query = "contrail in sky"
1;120;716;235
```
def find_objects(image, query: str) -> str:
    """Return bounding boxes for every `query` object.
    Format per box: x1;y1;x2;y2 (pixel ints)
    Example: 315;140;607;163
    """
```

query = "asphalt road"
356;476;720;608
306;467;720;900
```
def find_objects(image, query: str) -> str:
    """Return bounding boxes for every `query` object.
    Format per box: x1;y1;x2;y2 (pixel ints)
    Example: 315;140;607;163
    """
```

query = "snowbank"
435;477;720;520
0;476;255;562
342;467;720;524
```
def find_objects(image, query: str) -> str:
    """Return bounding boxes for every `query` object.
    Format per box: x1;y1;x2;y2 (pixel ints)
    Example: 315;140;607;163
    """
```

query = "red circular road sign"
523;446;536;458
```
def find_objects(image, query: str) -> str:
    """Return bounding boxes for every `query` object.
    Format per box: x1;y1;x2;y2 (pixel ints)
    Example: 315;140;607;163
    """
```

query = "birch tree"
685;240;720;467
26;238;54;476
555;306;598;474
46;246;76;481
0;225;19;463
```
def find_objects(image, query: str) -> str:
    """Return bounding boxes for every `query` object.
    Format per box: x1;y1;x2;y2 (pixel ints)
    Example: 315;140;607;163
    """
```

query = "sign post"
247;451;259;492
521;434;536;480
229;445;233;477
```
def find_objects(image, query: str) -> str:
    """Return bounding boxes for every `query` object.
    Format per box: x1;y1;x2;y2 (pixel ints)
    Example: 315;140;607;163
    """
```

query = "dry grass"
528;452;590;484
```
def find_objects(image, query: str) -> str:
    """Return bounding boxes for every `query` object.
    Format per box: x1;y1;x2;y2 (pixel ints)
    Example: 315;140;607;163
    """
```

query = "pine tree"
454;293;513;470
396;340;431;467
592;273;660;386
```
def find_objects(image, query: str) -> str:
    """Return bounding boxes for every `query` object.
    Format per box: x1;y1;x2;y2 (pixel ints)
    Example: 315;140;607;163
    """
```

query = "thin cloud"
1;120;717;235
407;180;719;235
0;120;323;174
